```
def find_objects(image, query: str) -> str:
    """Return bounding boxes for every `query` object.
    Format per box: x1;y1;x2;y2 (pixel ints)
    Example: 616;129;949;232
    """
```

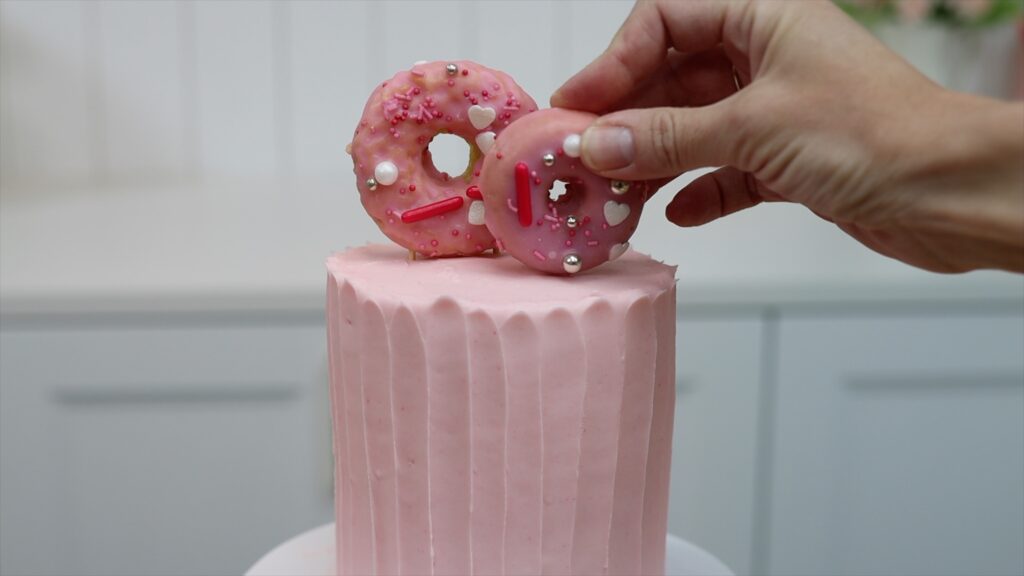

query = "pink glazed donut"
479;108;653;275
349;60;537;257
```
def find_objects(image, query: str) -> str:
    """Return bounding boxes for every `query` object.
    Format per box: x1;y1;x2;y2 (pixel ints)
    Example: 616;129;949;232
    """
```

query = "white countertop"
3;177;1022;316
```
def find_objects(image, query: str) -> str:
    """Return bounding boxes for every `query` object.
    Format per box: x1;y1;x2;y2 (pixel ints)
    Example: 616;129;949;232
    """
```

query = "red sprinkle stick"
400;196;464;223
514;162;532;227
465;185;483;200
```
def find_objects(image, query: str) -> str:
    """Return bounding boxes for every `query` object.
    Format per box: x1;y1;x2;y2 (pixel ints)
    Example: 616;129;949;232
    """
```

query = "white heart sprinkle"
475;131;496;154
563;134;581;158
468;105;496;130
609;242;629;261
604;201;630;227
467;200;486;226
412;60;428;66
374;161;398;186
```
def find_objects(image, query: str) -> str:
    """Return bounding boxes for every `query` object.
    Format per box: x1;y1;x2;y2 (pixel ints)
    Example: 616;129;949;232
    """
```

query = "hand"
552;0;1024;273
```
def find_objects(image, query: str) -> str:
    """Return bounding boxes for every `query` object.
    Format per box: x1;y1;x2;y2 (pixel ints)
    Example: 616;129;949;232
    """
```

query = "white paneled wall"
97;1;190;183
0;0;633;188
0;1;95;186
2;0;1021;298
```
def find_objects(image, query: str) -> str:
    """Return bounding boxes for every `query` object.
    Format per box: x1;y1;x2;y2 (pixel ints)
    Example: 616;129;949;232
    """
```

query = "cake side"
327;244;677;575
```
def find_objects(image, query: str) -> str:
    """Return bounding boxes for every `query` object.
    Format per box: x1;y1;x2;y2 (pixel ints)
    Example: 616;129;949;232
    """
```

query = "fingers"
551;1;739;112
606;48;739;113
665;167;770;227
579;96;744;180
550;2;667;112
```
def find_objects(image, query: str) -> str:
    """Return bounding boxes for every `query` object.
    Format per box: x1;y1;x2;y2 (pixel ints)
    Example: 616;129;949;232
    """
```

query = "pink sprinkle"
550;224;558;231
411;68;425;77
463;90;470;97
475;244;483;251
532;250;547;262
533;177;541;185
447;79;455;87
496;152;503;159
564;240;572;247
602;223;609;229
470;97;478;104
413;88;421;95
568;230;576;237
461;69;468;76
493;83;500;90
451;229;459;236
587;240;599;247
431;239;439;247
543;214;559;223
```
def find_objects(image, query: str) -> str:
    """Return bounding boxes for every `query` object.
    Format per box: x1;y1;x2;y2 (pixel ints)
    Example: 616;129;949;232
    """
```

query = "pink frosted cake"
326;244;677;575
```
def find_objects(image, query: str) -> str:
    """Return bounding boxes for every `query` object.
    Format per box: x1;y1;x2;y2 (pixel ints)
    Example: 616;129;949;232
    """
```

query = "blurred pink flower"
898;0;931;22
952;0;993;19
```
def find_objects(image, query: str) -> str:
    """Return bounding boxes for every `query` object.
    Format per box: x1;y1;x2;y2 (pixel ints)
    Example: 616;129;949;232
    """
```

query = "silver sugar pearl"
610;180;630;195
565;215;579;228
446;63;458;76
366;177;378;191
563;254;582;274
542;153;555;167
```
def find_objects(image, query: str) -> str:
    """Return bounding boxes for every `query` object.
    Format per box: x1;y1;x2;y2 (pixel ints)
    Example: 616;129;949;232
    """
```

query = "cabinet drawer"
0;321;332;576
770;310;1024;576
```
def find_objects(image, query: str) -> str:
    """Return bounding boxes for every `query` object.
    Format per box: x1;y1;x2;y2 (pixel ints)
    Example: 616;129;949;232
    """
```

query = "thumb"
579;100;743;181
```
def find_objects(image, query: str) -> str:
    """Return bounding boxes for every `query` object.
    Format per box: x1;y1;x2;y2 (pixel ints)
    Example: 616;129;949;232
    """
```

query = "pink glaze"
479;108;654;275
326;244;677;575
350;61;538;257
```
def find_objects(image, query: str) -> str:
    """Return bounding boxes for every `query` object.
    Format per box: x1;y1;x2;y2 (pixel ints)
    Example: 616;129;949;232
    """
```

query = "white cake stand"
246;523;733;576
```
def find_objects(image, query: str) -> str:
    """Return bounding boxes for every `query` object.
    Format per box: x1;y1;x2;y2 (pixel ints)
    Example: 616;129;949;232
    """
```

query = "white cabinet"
670;315;764;576
3;303;1022;576
769;309;1024;576
0;316;332;576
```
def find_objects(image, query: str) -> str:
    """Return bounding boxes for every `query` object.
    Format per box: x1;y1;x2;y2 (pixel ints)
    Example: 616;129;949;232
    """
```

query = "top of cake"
327;244;675;314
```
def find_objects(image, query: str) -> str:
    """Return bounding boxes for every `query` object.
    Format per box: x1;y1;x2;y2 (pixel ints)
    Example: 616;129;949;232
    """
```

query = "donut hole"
548;177;584;207
423;133;473;181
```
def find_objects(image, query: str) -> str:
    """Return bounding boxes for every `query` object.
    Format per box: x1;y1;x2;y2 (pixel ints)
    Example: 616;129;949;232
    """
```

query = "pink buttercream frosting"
327;244;677;575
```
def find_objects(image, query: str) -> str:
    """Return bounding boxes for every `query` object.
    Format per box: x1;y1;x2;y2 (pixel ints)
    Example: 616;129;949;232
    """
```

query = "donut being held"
479;108;653;275
349;60;538;257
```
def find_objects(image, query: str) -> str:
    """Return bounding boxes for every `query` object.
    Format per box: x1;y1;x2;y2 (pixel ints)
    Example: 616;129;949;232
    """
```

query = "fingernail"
582;125;634;171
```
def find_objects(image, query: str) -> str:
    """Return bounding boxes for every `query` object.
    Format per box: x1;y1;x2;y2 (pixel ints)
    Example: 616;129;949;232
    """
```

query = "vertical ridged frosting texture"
326;244;677;575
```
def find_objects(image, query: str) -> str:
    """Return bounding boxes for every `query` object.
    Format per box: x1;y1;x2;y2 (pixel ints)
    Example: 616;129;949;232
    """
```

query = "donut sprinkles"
349;60;538;257
479;108;652;275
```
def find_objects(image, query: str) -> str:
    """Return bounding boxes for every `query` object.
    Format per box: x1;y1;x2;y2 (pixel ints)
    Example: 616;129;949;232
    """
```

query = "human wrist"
892;92;1024;271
